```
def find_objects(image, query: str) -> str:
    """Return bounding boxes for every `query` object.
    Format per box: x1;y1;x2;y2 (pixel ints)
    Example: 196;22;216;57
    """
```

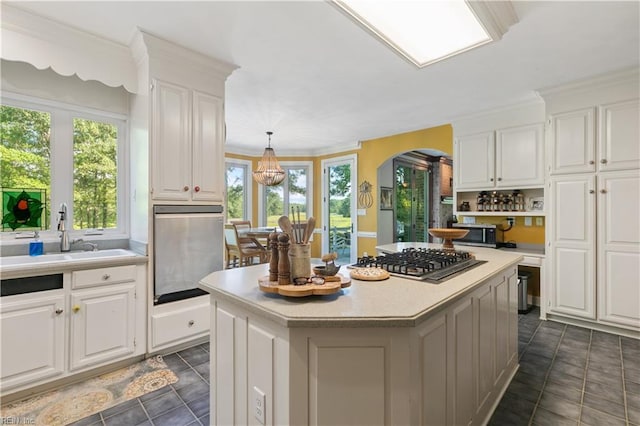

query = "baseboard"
546;313;640;339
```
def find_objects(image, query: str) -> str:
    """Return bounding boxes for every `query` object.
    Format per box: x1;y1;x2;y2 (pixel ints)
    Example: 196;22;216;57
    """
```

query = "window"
261;163;313;227
1;95;127;235
225;159;252;222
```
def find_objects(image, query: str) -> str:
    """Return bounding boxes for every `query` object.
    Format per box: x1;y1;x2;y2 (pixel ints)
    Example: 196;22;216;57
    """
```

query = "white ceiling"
6;1;640;155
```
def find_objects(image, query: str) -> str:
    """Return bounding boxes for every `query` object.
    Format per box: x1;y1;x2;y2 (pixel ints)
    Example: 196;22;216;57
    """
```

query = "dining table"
236;227;280;247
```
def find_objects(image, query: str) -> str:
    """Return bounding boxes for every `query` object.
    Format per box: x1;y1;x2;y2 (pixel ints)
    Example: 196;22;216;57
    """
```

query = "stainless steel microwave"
452;223;503;248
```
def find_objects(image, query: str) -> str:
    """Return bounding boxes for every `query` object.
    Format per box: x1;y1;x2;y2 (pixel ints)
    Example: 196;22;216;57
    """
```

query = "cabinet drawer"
72;265;136;289
152;303;209;348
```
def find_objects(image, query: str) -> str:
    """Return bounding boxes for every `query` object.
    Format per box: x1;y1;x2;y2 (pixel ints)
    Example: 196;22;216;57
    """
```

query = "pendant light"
252;131;285;186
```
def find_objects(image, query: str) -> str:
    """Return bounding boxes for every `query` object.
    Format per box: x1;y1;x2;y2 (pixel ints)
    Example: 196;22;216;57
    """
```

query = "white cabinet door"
549;174;596;319
418;312;448;426
454;132;495;190
474;283;494;416
496;124;544;188
448;296;476;426
152;79;191;201
549;108;596;175
192;91;224;203
0;293;65;390
597;170;640;328
493;274;509;385
599;100;640;172
70;284;136;371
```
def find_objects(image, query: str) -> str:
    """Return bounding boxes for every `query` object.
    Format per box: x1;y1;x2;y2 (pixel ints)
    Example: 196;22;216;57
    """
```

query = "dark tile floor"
71;308;640;426
490;307;640;426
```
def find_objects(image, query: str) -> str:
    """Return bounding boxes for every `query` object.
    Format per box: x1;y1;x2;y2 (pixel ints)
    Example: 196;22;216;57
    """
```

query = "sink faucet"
58;203;70;252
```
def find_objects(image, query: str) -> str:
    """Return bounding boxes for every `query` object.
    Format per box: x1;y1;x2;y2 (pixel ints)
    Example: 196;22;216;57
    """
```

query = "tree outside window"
1;101;124;234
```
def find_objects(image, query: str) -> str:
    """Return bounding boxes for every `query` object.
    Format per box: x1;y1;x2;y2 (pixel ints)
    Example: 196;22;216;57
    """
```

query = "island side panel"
211;297;291;426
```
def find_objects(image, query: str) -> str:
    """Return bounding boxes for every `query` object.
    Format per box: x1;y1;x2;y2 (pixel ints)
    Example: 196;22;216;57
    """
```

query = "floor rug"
0;355;178;426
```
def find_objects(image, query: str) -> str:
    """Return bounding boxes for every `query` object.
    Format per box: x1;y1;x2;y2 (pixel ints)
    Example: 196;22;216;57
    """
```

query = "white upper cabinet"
550;100;639;175
599;100;640;172
151;79;191;202
549;108;596;174
192;91;225;202
454;123;544;190
151;80;225;204
495;123;544;188
454;132;495;189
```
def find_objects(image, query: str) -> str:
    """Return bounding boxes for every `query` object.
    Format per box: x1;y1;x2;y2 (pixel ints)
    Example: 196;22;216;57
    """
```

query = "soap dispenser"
29;231;44;256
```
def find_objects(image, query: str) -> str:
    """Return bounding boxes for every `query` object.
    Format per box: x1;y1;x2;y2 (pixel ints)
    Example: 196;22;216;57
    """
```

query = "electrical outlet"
536;217;544;226
524;217;532;227
253;386;265;425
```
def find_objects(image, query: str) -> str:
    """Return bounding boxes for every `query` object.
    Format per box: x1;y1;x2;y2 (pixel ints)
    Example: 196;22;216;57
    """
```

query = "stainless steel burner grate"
350;248;487;283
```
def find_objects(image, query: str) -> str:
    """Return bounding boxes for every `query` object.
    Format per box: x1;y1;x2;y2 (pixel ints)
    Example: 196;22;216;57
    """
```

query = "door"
192;91;224;203
0;293;65;390
597;170;640;327
549;174;596;319
322;155;357;264
599;100;640;172
151;79;191;201
495;124;544;187
454;132;495;189
394;160;429;242
70;284;136;370
549;108;596;175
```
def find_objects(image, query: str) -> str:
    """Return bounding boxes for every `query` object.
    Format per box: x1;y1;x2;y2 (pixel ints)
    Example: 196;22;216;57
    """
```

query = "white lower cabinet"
549;170;640;332
70;284;137;371
150;296;209;351
0;293;65;390
597;170;640;328
210;265;518;426
0;263;146;396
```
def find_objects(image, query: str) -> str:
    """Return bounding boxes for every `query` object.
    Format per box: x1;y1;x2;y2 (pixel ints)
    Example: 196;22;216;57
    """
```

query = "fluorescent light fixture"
332;0;517;68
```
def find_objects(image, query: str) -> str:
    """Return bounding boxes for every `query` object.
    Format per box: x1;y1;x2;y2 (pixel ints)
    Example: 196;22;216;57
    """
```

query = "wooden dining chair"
224;224;268;268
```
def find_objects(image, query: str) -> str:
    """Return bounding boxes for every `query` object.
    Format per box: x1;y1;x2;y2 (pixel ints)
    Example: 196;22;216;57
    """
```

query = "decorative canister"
289;243;311;282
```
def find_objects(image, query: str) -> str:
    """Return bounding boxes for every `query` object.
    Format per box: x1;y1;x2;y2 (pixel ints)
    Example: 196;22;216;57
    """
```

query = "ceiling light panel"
333;0;498;67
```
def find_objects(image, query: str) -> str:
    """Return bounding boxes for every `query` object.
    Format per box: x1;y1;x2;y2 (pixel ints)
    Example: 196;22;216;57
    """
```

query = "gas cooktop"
350;248;487;283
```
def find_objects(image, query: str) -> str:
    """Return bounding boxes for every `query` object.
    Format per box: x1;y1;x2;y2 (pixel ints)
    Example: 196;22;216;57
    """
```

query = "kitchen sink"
64;249;136;260
1;249;137;268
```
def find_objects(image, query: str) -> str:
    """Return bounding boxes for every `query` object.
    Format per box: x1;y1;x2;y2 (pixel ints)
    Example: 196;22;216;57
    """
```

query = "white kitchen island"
198;244;522;426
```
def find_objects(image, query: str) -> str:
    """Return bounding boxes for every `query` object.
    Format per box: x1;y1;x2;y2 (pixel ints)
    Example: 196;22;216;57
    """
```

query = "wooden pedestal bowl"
428;228;469;252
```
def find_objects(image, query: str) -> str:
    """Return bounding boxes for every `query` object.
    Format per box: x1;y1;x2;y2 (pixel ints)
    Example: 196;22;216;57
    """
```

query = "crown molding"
224;141;361;158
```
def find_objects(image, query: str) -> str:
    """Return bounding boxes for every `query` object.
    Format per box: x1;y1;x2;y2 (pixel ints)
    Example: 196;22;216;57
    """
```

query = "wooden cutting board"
258;274;351;297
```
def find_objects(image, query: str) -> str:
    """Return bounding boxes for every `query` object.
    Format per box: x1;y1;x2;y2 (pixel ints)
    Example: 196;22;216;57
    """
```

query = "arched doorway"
376;150;453;245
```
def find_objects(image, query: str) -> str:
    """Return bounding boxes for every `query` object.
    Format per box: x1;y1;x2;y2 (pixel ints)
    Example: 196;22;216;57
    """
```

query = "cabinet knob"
589;189;595;194
73;305;81;313
600;159;608;164
589;160;595;165
102;274;111;280
55;308;64;315
497;177;502;181
490;178;494;182
183;185;190;192
188;320;195;327
194;185;200;193
600;189;607;194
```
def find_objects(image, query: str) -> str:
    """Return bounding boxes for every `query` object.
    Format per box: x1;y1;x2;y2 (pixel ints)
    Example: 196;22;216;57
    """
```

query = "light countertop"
198;243;523;328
